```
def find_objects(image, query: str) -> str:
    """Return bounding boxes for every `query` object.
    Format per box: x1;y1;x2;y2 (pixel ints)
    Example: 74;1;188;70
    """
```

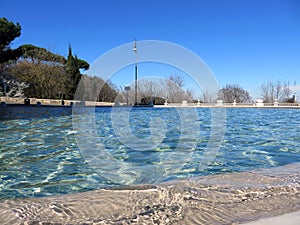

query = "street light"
124;86;130;106
133;39;138;105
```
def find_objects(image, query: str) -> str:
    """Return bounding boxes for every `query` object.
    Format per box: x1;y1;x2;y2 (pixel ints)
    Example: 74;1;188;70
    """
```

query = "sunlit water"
0;106;300;200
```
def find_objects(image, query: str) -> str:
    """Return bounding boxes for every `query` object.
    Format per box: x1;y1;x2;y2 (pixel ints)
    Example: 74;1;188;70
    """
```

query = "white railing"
156;102;300;108
1;97;299;108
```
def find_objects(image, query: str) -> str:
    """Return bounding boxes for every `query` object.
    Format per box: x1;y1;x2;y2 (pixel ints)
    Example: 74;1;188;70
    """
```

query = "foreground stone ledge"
0;163;299;225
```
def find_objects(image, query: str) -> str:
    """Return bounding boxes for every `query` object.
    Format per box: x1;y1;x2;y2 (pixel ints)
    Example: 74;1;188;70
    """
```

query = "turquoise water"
0;106;300;199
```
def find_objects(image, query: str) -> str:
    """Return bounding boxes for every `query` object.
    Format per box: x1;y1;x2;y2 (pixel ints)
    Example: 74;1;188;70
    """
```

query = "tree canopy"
0;18;96;100
260;80;294;103
0;17;120;101
218;84;252;103
21;44;67;63
0;18;22;63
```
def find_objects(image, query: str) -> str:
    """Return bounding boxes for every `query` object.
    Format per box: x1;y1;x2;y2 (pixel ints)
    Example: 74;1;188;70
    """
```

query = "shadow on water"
0;105;73;120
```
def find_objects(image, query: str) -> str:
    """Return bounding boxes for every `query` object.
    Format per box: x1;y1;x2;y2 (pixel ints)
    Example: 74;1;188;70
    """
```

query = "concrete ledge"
0;97;299;108
243;210;300;225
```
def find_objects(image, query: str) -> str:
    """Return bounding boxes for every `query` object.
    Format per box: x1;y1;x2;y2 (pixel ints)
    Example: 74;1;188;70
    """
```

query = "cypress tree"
65;44;81;99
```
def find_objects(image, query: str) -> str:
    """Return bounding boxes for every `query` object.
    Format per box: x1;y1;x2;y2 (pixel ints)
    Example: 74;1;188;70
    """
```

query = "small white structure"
181;100;188;107
233;99;237;107
164;99;168;106
274;99;279;106
197;99;201;106
216;100;224;106
256;99;264;107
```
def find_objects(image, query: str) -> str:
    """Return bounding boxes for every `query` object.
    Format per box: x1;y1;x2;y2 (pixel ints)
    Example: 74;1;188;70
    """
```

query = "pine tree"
0;17;23;63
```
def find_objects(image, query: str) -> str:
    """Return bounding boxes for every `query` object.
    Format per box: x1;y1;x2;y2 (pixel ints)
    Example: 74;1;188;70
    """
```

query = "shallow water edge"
0;163;299;225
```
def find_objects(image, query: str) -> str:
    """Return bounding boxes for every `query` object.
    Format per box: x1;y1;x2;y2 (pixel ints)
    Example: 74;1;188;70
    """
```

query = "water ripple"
0;106;300;199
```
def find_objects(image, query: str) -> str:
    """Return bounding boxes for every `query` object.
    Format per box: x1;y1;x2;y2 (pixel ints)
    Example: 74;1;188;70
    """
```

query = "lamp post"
133;39;138;105
124;86;130;106
3;82;7;100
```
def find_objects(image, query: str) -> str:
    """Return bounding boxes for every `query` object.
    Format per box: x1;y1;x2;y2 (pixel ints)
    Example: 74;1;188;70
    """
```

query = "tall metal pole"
125;86;130;106
133;39;138;105
126;88;129;106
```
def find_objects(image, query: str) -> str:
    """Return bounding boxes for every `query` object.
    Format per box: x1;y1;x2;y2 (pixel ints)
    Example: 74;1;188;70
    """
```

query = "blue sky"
1;0;300;99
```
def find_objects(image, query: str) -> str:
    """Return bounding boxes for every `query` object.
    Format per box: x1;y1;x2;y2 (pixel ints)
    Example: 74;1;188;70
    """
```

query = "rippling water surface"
0;106;300;199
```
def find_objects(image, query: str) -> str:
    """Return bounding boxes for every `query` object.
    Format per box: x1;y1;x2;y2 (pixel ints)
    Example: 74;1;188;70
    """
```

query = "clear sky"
1;0;300;99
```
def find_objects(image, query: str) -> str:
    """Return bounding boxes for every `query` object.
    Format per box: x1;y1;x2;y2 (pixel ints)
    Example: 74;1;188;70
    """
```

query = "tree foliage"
218;84;252;103
260;80;293;103
0;17;95;100
141;96;165;105
0;18;119;101
117;76;194;104
75;75;118;102
63;45;89;99
10;60;66;99
0;17;22;63
21;44;67;64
